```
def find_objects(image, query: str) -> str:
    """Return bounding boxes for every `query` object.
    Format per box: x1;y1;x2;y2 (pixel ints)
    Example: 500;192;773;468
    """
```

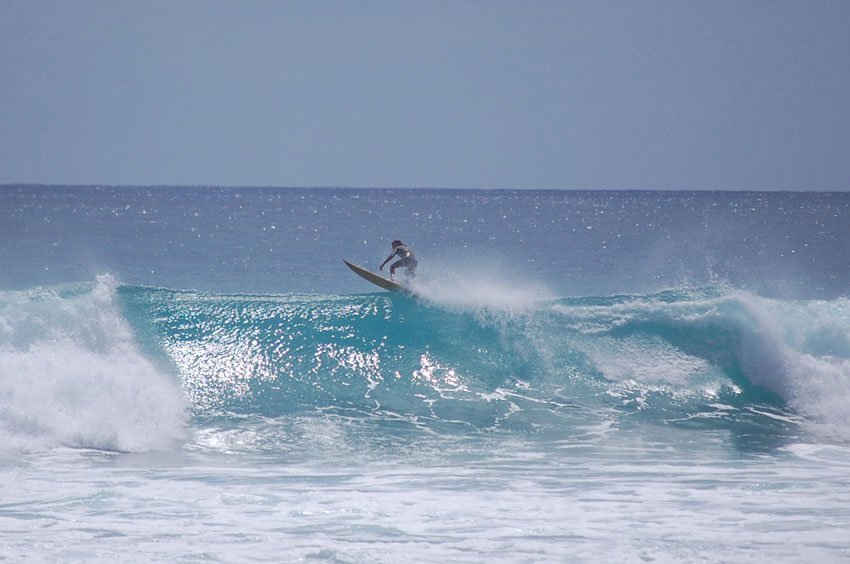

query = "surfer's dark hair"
392;240;403;247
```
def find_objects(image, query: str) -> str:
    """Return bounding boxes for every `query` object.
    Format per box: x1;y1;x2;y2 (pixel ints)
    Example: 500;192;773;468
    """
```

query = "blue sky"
2;1;849;189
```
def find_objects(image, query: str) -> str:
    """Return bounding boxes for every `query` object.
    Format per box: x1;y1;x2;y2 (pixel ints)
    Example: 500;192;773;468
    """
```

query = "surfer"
380;240;417;280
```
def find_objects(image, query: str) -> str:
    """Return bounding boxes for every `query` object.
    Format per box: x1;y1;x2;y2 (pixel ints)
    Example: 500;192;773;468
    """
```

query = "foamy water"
0;276;186;453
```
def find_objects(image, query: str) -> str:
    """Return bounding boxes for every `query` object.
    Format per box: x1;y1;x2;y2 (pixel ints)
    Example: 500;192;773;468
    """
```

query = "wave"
0;275;186;454
3;276;849;454
550;289;850;437
118;280;850;441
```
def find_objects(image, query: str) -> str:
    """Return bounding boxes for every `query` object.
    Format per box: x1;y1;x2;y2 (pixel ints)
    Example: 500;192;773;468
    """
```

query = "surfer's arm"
379;253;394;270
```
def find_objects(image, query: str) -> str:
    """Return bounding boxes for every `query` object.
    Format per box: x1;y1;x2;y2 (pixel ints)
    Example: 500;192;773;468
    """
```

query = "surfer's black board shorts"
391;257;417;271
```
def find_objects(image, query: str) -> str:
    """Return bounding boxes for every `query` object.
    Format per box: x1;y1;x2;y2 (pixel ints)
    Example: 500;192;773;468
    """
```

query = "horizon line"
2;183;848;193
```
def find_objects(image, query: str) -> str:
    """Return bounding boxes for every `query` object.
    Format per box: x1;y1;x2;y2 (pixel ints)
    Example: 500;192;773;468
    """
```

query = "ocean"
2;186;850;562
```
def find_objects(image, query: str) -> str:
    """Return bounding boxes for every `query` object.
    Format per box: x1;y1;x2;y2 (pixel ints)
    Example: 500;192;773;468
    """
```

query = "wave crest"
0;275;186;454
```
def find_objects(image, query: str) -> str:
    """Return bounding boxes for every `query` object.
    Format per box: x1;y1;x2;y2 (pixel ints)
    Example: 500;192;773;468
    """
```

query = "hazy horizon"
4;183;849;193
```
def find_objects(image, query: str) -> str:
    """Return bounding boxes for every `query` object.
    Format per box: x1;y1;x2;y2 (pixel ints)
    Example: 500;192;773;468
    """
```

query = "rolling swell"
117;283;850;441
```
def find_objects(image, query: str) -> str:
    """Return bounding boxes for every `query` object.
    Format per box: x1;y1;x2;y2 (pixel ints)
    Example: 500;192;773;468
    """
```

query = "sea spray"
731;294;850;438
407;258;555;312
0;275;186;453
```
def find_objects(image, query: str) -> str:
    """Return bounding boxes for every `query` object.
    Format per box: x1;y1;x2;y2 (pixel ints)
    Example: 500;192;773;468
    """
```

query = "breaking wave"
4;275;849;455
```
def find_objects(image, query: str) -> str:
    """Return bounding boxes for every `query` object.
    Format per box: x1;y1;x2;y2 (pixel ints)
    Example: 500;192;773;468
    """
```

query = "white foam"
408;259;554;312
585;334;717;387
718;294;850;439
0;275;186;454
549;288;850;438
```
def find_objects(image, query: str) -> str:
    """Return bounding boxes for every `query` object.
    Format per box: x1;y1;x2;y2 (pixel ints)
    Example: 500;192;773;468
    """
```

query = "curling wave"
116;282;850;441
4;276;848;454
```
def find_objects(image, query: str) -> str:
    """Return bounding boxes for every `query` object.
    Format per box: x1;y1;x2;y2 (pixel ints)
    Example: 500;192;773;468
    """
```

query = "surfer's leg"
391;258;414;279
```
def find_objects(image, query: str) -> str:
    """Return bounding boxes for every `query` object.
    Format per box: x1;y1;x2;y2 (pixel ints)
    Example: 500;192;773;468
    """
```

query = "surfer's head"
391;240;403;248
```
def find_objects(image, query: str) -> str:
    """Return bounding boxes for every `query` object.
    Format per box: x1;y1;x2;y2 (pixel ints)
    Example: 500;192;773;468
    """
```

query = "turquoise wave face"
118;287;552;428
115;284;850;443
6;277;847;454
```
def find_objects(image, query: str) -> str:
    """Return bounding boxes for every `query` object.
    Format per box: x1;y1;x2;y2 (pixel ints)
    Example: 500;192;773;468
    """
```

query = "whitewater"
2;186;850;562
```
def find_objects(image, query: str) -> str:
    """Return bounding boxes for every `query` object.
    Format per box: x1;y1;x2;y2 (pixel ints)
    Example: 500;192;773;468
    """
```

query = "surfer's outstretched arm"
379;253;394;271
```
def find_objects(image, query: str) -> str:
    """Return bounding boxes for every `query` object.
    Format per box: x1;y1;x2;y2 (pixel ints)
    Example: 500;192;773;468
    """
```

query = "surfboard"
343;259;408;292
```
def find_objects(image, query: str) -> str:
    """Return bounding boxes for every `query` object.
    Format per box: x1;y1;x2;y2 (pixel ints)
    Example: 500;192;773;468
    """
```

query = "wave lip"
0;275;187;454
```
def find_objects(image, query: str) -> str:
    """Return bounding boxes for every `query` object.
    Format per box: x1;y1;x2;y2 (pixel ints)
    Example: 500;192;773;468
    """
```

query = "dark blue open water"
2;186;850;562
